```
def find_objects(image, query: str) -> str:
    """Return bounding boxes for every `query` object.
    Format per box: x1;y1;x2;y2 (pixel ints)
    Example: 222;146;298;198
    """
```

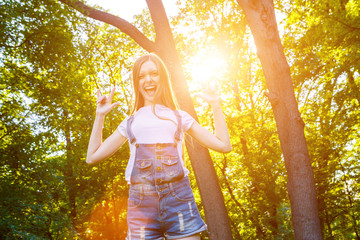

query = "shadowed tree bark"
57;0;233;239
235;0;322;239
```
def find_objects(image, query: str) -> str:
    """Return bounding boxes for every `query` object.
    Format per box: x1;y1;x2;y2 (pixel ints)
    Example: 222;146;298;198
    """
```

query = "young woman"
86;53;231;240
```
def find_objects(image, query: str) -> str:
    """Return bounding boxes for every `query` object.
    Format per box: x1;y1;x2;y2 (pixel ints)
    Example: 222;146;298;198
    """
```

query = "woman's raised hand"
96;87;120;116
195;82;221;106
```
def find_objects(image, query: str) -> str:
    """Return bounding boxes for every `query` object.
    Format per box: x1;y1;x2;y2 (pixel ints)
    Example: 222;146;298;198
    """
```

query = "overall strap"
126;115;136;144
174;110;182;144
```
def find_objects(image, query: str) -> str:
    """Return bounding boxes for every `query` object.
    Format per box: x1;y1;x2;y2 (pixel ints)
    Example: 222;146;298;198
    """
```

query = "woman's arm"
86;87;127;165
187;86;232;153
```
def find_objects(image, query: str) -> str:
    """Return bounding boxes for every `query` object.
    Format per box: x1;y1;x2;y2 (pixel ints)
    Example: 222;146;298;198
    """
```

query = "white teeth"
144;86;157;96
145;86;156;90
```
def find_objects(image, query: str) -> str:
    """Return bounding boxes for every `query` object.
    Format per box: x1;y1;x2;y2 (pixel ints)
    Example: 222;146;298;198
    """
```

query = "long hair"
130;53;178;114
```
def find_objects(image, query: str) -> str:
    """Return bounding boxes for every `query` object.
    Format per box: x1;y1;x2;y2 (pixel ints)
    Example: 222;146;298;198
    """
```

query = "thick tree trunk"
146;2;233;239
57;0;233;239
235;0;322;239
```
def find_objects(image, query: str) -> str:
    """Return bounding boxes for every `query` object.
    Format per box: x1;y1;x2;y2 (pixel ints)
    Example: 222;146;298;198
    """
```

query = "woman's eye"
151;72;158;77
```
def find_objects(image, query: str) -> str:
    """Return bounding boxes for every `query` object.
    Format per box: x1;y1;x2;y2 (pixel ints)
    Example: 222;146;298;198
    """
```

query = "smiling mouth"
144;86;157;96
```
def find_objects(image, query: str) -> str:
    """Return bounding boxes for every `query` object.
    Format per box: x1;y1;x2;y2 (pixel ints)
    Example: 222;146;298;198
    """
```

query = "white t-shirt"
117;104;195;183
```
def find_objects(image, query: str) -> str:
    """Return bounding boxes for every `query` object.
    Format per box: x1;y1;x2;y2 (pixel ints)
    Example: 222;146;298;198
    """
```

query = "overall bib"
126;111;207;240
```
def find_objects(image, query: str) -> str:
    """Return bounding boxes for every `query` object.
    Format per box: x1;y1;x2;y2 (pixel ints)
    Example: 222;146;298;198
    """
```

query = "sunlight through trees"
1;0;359;239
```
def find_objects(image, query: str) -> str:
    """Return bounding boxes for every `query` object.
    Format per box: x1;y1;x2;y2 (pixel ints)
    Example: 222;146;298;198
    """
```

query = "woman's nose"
144;74;152;82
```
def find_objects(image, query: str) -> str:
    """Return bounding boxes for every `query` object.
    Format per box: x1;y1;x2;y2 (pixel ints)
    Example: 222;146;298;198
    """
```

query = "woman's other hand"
195;82;221;106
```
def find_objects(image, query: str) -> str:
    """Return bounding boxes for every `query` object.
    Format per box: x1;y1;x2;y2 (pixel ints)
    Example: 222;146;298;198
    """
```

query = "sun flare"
189;49;227;89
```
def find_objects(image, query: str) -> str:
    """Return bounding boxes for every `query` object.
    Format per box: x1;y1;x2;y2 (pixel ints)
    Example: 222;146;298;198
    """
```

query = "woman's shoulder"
118;115;131;126
175;109;193;119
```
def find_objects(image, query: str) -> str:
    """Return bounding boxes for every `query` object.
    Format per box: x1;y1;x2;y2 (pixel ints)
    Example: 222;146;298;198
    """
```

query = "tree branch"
57;0;157;52
145;0;173;46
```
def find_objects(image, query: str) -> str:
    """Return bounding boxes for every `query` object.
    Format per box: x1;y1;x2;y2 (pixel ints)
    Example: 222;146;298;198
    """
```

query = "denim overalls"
126;111;207;240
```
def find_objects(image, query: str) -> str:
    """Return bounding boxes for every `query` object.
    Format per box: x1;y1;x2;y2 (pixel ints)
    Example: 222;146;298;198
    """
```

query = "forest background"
1;0;359;239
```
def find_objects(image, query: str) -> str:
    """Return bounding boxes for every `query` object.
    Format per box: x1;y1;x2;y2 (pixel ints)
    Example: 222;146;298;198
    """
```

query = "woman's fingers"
109;86;116;100
194;87;220;105
97;95;106;104
97;87;116;102
110;102;120;110
95;88;119;115
96;87;117;111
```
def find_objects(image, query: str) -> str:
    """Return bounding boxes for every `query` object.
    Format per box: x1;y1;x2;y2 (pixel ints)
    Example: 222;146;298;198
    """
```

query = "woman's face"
138;60;160;106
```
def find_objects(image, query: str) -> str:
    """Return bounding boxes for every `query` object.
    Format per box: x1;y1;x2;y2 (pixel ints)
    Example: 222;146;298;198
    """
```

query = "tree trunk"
57;0;233;239
235;0;322;239
146;2;233;239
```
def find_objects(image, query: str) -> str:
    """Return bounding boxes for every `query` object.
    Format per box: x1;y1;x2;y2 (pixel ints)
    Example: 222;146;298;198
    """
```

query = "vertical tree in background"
172;1;292;237
57;0;233;239
235;0;322;239
281;0;360;238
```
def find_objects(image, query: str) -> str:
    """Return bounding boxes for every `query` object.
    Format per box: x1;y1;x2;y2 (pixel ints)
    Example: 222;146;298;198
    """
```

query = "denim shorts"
126;177;207;239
